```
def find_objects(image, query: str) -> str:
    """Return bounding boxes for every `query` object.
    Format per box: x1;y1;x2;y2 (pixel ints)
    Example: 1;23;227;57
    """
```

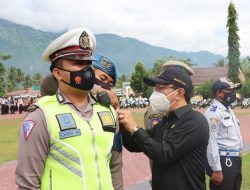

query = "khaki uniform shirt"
144;106;162;130
16;91;123;190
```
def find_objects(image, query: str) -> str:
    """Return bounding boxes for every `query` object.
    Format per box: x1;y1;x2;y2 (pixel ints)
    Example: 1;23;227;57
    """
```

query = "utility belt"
219;149;240;157
219;149;242;167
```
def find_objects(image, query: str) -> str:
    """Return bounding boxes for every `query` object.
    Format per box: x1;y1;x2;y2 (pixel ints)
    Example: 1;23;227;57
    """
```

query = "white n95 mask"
149;90;177;113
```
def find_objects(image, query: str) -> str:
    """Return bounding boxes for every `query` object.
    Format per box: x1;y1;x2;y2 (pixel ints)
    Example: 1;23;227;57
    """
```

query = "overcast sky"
0;0;249;57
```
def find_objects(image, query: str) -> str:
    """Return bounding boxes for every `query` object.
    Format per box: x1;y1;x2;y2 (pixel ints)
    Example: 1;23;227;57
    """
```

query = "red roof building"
191;67;245;86
191;67;228;85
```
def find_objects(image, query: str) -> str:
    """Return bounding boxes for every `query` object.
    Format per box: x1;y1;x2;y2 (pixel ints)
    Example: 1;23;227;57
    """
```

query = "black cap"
212;77;242;95
143;67;193;96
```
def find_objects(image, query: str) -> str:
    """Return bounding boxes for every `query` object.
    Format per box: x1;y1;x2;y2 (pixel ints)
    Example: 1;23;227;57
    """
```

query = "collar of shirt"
56;89;96;114
214;98;230;109
168;104;192;119
213;99;230;112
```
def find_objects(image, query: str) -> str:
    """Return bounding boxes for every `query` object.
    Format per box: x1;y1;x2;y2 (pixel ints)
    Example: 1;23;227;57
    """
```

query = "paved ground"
0;108;250;190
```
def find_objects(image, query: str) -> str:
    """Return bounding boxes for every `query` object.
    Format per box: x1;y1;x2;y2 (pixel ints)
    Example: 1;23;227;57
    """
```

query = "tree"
32;72;41;84
116;74;128;88
16;68;25;88
214;58;226;67
6;66;18;91
196;80;214;99
239;78;250;98
0;53;11;95
0;63;6;96
130;62;149;96
148;57;195;78
227;1;240;82
0;54;11;61
23;74;32;89
149;59;165;77
240;57;250;78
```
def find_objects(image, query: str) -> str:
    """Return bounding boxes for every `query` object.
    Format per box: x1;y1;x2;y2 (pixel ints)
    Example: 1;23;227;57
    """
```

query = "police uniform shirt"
204;99;243;171
15;91;119;189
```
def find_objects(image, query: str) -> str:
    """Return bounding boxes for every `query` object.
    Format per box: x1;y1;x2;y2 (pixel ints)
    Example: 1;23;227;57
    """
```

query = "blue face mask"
223;91;236;105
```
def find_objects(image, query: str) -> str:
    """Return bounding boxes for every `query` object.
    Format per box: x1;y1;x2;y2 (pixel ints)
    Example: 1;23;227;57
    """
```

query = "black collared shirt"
122;105;209;190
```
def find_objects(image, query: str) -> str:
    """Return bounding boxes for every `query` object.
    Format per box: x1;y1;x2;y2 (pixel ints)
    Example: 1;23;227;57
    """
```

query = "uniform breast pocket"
221;119;233;136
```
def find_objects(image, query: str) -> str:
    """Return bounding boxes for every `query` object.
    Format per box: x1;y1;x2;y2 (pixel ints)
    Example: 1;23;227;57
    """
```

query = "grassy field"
0;118;21;164
0;110;250;189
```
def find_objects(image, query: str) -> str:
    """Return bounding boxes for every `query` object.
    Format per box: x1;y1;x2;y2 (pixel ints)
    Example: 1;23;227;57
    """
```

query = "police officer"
118;67;209;190
92;53;123;190
16;27;118;190
144;60;194;176
38;53;123;190
92;53;119;110
205;77;243;190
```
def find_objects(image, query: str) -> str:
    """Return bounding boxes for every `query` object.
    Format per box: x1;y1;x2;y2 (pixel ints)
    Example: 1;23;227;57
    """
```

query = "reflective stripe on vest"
36;95;116;190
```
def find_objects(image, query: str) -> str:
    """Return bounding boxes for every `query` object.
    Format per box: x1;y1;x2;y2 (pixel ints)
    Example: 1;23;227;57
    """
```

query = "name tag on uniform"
98;111;116;133
59;129;81;139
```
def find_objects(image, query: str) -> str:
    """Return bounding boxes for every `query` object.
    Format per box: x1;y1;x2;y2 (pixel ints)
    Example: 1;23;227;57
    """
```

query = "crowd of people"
11;27;244;190
0;96;38;115
119;96;149;109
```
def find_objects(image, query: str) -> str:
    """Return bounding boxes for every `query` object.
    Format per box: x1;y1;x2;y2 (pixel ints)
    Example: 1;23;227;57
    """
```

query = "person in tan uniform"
144;60;194;180
16;27;120;190
38;52;123;190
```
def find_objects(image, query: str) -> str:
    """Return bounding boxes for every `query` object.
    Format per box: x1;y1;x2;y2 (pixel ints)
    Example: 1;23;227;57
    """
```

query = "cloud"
0;0;249;56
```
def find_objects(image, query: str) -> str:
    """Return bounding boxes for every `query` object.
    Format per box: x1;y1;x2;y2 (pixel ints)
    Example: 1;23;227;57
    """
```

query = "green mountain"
0;18;223;76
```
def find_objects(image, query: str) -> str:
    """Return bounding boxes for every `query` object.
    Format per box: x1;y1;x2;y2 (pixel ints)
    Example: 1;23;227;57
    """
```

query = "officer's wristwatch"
130;125;141;135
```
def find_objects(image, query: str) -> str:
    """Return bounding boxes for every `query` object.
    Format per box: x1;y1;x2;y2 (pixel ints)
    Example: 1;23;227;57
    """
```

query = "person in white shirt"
205;77;243;190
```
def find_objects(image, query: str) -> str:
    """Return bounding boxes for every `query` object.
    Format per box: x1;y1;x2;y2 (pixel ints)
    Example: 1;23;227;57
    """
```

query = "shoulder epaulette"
28;104;39;112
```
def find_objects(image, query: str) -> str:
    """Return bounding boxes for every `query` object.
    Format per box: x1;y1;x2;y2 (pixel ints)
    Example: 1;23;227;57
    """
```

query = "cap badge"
101;57;111;70
75;76;82;84
79;31;90;50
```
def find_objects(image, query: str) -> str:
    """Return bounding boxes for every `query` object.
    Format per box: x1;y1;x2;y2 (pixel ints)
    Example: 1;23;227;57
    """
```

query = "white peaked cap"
42;27;96;63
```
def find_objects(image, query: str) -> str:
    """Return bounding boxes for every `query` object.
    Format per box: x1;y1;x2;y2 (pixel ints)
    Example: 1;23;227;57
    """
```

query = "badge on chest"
98;111;116;133
56;113;81;139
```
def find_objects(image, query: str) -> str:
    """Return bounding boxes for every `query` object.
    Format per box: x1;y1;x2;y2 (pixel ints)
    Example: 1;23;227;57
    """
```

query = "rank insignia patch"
23;120;35;140
56;93;65;103
98;111;114;127
56;113;76;131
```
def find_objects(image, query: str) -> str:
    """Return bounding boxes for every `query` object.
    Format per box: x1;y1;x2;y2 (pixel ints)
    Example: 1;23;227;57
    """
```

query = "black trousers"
210;156;242;190
1;104;5;114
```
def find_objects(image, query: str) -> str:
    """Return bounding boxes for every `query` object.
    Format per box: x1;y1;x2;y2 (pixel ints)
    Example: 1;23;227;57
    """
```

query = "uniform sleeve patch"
210;105;217;112
209;118;218;132
23;120;36;140
150;118;161;128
